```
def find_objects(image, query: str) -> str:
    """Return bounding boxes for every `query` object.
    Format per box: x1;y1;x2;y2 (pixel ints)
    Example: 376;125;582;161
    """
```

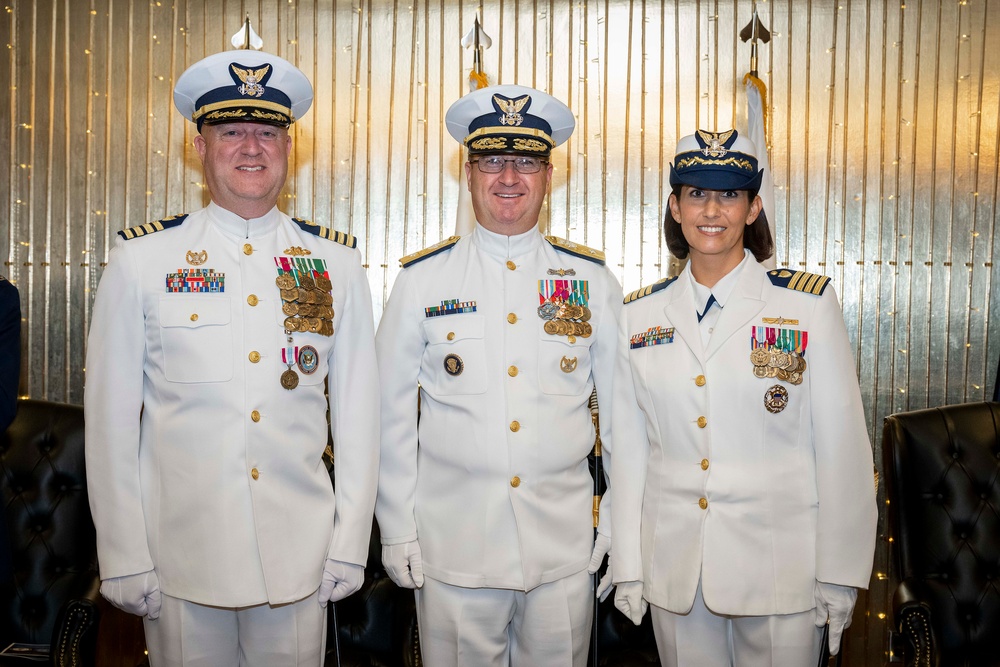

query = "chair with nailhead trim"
0;399;100;666
883;401;1000;667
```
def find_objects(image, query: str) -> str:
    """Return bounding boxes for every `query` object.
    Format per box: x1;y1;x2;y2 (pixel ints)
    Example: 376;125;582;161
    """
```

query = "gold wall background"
3;0;999;663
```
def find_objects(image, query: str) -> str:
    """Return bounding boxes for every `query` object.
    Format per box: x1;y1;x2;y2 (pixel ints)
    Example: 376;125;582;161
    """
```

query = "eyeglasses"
473;155;548;174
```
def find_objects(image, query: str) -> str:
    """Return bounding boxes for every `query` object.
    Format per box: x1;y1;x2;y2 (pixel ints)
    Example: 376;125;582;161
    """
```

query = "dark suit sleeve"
0;279;21;433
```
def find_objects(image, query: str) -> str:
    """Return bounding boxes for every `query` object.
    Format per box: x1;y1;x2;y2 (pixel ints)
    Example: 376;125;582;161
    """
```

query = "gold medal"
320;320;334;337
299;273;316;290
544;320;559;335
581;306;592;322
275;274;296;290
580;322;593;338
283;316;300;332
281;368;299;390
773;351;791;370
796;356;807;373
750;347;770;367
753;365;768;379
776;368;790;382
316;276;332;292
280;288;299;302
789;371;803;385
282;302;299;316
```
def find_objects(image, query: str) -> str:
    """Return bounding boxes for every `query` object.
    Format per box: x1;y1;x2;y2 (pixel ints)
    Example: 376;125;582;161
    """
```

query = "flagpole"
455;8;492;236
740;2;777;269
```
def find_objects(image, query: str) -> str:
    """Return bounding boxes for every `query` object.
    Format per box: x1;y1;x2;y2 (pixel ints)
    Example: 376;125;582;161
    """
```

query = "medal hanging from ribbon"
280;342;299;390
537;279;592;338
749;326;808;385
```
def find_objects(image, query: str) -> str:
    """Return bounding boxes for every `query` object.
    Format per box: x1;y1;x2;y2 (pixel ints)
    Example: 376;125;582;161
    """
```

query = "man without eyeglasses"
375;84;632;666
84;47;379;666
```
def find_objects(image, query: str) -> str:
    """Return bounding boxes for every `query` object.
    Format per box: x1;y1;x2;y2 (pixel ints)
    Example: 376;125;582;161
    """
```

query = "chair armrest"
891;579;937;667
49;598;100;667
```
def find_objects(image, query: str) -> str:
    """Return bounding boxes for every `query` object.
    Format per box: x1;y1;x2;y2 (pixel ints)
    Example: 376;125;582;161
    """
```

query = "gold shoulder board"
118;214;189;241
767;269;831;296
292;218;357;248
544;236;606;265
399;236;461;268
624;276;677;304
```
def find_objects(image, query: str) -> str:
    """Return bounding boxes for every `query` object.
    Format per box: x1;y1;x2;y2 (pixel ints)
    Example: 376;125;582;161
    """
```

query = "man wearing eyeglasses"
374;84;633;666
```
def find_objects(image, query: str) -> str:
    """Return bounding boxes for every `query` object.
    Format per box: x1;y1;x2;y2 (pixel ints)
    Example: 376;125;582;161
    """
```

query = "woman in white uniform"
610;129;877;666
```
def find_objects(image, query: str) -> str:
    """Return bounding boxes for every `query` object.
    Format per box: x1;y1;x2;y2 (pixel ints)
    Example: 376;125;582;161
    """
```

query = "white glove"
381;540;424;589
587;533;613;601
813;582;858;656
318;559;365;605
614;580;647;626
100;570;162;620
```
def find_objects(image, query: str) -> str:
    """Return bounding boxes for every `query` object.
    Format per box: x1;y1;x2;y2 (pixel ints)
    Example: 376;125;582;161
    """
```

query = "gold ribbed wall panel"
3;1;1000;663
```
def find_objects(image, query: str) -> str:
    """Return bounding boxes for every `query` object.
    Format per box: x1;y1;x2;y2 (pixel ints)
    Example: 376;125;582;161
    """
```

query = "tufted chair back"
0;399;100;665
883;401;1000;667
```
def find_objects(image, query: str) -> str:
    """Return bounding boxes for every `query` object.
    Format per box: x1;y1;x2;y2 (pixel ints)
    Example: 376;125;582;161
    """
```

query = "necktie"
697;293;717;323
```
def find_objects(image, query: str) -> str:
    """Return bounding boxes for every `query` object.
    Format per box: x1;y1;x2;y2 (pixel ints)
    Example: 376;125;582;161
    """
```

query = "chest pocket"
421;314;487;396
538;336;592;396
159;296;233;383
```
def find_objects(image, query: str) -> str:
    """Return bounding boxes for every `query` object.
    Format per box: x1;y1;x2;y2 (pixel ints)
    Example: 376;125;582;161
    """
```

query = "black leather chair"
0;399;100;666
883;401;1000;667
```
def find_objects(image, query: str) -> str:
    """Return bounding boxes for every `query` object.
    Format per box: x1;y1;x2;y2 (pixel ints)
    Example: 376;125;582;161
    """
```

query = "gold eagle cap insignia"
231;64;269;98
495;95;529;126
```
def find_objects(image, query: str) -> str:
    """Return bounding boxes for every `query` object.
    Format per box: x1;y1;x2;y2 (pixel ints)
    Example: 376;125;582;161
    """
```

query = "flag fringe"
469;70;489;91
742;72;768;137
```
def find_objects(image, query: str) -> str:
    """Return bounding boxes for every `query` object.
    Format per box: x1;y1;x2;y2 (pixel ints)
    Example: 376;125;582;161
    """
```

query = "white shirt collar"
206;201;282;239
472;223;543;261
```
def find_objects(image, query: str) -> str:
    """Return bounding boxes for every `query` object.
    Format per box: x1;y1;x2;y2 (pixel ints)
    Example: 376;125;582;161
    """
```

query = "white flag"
745;75;776;269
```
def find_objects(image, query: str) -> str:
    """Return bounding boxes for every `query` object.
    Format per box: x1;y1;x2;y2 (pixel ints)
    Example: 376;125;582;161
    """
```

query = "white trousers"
416;570;593;667
143;590;327;667
650;583;822;667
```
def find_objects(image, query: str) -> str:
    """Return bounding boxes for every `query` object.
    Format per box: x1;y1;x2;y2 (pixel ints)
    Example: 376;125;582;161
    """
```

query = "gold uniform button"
248;351;261;363
510;420;520;432
447;332;456;341
189;313;199;322
247;294;259;307
701;458;709;471
568;335;576;343
243;243;253;256
251;410;261;423
510;476;521;488
508;366;519;377
695;375;706;387
507;313;518;324
699;497;708;510
506;260;516;271
251;468;259;480
697;416;707;428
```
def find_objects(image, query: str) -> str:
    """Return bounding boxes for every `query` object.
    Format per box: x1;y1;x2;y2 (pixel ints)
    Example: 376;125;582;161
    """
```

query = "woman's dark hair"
663;185;774;263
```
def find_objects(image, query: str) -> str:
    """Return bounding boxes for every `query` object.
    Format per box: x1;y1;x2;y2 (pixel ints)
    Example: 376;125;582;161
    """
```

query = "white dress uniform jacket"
85;202;379;607
376;225;625;591
611;251;877;616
